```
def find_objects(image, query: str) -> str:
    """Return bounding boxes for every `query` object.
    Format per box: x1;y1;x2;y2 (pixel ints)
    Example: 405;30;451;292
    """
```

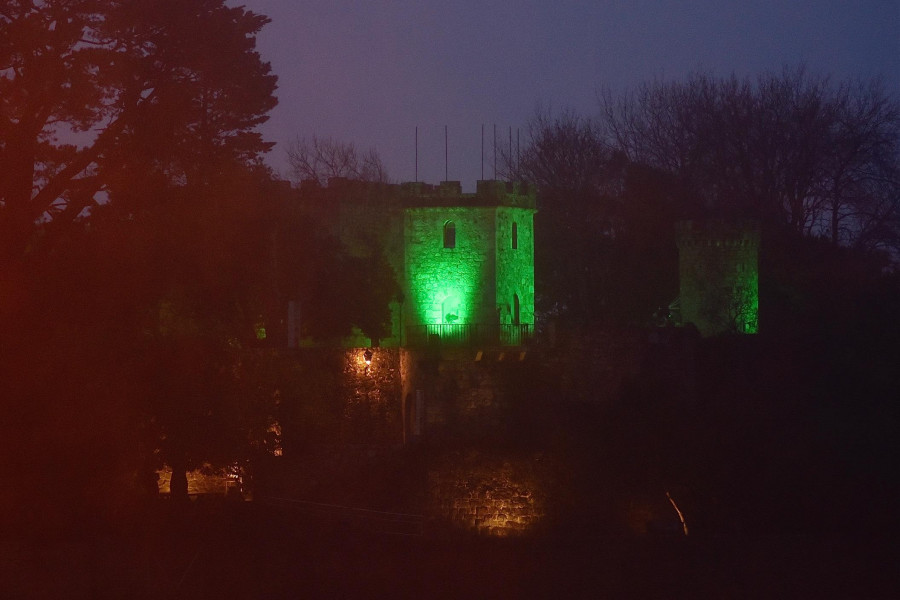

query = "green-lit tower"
676;220;759;337
401;180;536;346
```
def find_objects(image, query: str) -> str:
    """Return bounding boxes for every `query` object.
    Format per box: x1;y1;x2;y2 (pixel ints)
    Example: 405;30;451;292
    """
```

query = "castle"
284;178;759;438
272;179;761;535
295;178;537;349
292;177;759;346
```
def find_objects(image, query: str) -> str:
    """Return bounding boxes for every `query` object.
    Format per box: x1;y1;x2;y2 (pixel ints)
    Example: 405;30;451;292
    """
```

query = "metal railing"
262;496;425;537
404;323;533;347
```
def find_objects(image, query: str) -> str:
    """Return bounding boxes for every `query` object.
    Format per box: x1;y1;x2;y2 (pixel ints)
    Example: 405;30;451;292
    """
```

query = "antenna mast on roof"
415;126;418;182
444;125;448;181
493;124;497;179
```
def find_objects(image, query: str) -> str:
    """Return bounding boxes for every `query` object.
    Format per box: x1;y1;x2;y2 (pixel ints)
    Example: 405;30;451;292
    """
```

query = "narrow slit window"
443;221;456;248
512;222;518;249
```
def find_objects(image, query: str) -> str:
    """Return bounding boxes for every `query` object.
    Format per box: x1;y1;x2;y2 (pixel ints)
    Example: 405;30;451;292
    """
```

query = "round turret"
676;220;759;336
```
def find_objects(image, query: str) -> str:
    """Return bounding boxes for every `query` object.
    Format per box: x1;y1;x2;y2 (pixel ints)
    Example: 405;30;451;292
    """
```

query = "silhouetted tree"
287;135;390;185
601;67;900;251
510;68;898;327
270;200;399;345
124;167;284;499
506;109;685;326
1;0;278;520
104;166;397;500
0;0;277;260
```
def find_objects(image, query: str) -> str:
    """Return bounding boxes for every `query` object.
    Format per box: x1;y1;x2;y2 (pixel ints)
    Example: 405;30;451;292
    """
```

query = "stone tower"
676;220;759;337
401;180;536;346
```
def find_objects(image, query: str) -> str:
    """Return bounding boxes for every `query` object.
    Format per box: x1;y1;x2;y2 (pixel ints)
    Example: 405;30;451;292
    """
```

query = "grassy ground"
1;499;895;599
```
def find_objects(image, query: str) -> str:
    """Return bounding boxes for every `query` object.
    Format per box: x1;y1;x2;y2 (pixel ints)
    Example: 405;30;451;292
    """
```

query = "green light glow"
676;221;759;336
416;277;478;325
404;204;535;331
737;270;759;334
495;207;535;326
405;208;487;327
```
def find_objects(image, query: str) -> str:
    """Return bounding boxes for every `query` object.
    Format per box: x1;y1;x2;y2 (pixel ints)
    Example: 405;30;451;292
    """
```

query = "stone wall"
404;206;498;327
298;178;402;266
495;206;536;325
676;220;760;337
399;347;535;439
428;453;547;536
340;348;403;444
278;348;404;448
298;179;536;343
549;327;646;405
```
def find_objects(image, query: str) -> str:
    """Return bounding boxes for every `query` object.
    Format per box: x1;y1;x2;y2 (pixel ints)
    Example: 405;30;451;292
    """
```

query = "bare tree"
600;67;900;252
287;135;389;185
503;108;610;194
823;79;900;251
506;108;685;325
503;109;615;321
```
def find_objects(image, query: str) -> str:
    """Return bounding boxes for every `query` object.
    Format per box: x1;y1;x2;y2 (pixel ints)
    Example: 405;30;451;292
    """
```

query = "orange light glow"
666;491;689;536
436;470;544;537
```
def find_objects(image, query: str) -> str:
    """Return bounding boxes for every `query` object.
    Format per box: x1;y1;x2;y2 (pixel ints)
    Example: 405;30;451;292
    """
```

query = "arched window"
512;222;518;249
443;220;456;249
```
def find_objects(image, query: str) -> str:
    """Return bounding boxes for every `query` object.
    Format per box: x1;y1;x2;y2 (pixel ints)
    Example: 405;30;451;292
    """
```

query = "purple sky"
231;1;900;191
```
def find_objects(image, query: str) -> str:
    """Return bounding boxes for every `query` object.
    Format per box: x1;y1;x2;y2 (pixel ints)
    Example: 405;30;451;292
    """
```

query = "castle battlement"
675;220;760;249
399;180;536;210
302;178;536;210
676;219;760;337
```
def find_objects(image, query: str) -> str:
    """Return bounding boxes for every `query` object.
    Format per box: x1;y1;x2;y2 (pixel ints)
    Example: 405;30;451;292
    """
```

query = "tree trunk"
169;458;189;502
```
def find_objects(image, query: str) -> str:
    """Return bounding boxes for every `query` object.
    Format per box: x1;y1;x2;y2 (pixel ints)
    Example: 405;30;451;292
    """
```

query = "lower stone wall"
428;453;547;537
549;327;645;405
339;348;403;443
401;347;531;439
155;466;238;496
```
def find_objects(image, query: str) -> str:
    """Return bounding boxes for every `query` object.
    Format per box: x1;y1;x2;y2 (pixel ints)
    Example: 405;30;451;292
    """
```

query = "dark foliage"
507;110;688;327
602;67;900;250
511;68;899;330
0;1;397;529
0;0;277;260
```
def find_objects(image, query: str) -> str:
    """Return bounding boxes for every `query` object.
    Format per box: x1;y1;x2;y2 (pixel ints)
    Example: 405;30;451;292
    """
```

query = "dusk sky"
231;1;900;191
